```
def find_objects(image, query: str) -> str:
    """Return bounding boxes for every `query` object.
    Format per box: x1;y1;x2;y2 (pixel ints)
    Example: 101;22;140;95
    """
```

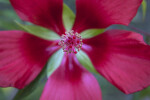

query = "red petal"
83;30;150;94
0;31;59;89
40;55;101;100
73;0;142;33
10;0;65;35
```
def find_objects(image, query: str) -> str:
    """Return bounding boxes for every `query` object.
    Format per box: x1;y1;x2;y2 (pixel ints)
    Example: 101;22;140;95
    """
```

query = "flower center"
58;30;83;54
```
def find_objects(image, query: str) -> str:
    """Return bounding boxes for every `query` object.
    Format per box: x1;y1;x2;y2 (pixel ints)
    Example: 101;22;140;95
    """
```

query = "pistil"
58;30;83;54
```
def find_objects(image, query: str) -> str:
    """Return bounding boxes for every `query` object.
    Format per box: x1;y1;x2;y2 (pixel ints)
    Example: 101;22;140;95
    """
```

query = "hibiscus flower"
0;0;150;100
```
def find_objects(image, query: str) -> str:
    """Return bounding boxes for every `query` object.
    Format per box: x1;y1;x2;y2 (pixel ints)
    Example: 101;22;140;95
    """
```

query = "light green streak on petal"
63;4;75;31
76;51;98;74
80;29;105;39
15;21;60;40
47;49;64;77
142;0;147;20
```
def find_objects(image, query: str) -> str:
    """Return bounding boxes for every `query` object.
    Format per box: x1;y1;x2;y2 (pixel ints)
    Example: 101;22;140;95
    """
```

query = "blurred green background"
0;0;150;100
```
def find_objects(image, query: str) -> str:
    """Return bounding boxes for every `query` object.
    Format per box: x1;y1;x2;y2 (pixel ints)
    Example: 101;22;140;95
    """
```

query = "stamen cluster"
59;30;83;54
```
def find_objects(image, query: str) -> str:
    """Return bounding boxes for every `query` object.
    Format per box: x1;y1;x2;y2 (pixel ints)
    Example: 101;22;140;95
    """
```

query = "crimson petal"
40;55;101;100
10;0;65;35
73;0;142;33
83;30;150;94
0;31;58;89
